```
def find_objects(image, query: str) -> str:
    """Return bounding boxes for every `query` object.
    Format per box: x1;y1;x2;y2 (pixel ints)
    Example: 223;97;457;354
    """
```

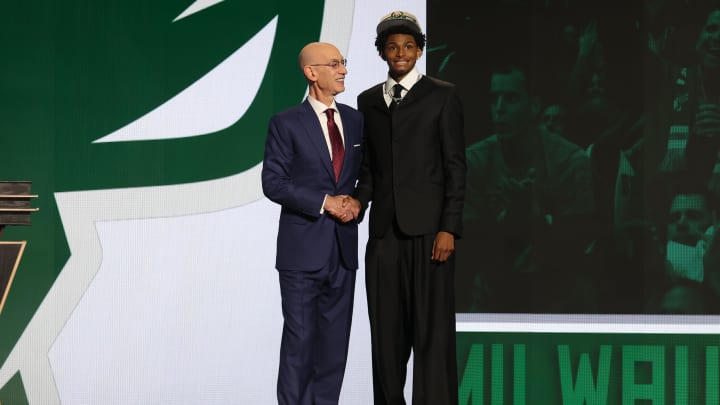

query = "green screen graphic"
457;332;720;404
0;0;325;403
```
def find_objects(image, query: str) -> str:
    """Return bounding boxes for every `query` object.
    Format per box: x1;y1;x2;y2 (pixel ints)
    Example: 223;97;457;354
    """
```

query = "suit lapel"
397;76;432;109
298;101;335;182
368;84;390;115
336;105;359;185
367;77;433;114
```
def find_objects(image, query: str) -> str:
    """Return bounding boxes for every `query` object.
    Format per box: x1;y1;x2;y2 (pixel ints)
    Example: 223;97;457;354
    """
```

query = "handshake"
324;194;361;223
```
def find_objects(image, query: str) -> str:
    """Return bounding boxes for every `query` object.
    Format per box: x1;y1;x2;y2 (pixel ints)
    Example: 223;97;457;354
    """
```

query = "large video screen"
430;0;684;315
429;1;720;403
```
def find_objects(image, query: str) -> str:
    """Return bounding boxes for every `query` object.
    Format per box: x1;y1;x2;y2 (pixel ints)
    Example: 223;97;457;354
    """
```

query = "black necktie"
389;84;403;112
325;109;344;181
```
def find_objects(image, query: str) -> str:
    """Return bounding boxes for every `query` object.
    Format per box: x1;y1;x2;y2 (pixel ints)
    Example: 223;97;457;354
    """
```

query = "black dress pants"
365;222;458;405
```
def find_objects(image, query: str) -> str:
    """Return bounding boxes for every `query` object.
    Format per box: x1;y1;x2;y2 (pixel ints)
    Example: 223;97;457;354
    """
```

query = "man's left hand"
431;231;455;262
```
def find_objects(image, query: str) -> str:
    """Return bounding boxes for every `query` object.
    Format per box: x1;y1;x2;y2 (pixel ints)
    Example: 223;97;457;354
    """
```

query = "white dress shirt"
383;67;422;108
307;96;345;158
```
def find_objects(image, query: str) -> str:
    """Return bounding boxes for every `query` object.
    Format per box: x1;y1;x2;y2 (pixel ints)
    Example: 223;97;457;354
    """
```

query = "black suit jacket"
355;75;466;238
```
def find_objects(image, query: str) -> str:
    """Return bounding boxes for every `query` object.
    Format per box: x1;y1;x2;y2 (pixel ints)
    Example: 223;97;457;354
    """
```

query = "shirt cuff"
320;194;328;214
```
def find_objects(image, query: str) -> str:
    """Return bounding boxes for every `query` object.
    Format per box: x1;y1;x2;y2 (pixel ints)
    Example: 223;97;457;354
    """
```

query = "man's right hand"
324;195;360;223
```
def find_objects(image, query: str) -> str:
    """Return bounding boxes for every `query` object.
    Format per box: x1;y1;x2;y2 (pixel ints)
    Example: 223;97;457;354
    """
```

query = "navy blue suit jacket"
262;99;364;271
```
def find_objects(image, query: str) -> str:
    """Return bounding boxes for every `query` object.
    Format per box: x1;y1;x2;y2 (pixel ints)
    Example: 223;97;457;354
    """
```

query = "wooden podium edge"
0;241;26;315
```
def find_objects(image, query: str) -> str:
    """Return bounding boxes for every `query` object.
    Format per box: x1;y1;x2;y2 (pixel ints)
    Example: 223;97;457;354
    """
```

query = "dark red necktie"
325;109;344;181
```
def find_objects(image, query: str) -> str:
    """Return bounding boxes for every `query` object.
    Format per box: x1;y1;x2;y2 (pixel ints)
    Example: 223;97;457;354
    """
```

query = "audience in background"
435;0;720;314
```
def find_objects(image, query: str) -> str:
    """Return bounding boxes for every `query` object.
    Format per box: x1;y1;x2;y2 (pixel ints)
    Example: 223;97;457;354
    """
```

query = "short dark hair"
651;173;718;223
375;26;427;57
670;185;717;213
489;63;534;95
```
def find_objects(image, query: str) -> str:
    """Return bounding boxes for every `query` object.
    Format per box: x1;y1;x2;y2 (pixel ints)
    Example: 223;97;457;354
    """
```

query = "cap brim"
376;20;422;35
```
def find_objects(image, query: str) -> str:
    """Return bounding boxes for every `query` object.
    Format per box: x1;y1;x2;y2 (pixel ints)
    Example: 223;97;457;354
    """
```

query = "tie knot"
325;108;335;121
392;84;404;99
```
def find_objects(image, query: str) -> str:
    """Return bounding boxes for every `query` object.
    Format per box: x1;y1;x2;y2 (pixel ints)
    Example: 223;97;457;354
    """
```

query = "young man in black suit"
351;10;466;404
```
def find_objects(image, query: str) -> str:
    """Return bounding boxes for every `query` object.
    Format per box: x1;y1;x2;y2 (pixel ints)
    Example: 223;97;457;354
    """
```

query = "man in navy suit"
262;42;363;405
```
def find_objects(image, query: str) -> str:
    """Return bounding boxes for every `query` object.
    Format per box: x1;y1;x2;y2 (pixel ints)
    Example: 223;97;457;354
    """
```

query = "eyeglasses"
309;59;348;69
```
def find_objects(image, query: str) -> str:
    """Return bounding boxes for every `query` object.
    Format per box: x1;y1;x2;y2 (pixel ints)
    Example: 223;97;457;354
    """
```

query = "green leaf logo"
0;1;353;403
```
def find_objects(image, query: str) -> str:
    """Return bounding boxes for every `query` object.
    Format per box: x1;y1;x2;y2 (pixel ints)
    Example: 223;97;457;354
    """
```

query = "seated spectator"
538;103;568;139
459;64;596;313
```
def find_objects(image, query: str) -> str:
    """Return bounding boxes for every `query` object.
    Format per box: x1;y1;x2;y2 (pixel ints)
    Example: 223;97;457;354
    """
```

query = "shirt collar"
384;67;422;96
307;96;338;116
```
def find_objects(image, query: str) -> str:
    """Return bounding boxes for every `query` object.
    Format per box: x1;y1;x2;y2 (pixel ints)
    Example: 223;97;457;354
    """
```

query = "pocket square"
353;144;361;147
